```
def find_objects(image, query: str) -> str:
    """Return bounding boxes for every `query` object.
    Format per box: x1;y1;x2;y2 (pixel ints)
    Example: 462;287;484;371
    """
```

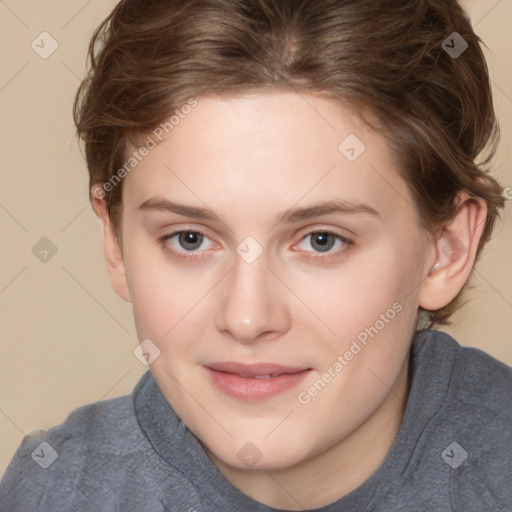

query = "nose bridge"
215;253;290;342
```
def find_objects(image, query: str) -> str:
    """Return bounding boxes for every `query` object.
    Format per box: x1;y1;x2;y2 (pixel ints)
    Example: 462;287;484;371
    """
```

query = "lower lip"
205;367;311;401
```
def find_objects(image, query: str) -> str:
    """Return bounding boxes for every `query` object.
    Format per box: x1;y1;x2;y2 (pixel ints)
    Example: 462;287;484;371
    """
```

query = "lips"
205;362;311;401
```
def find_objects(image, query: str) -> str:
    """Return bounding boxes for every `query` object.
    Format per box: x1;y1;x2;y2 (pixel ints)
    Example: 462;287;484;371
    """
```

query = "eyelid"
295;225;354;244
160;227;211;241
157;222;222;244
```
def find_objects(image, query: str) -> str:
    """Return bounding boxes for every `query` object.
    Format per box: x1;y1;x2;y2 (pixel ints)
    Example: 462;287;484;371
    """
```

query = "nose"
214;254;291;344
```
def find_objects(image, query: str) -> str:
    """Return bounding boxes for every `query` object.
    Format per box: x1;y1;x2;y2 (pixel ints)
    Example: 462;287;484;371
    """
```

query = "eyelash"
158;229;353;262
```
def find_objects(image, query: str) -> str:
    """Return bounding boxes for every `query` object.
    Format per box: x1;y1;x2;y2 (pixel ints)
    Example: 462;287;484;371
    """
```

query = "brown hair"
73;0;504;327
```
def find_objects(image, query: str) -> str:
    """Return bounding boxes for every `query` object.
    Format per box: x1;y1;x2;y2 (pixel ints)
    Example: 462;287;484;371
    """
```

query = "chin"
204;432;312;472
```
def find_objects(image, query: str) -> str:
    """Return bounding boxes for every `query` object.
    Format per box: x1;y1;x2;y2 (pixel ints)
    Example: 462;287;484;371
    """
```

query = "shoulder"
0;391;147;510
413;329;511;405
0;372;202;511
411;330;512;510
20;392;142;460
415;329;512;446
424;329;512;418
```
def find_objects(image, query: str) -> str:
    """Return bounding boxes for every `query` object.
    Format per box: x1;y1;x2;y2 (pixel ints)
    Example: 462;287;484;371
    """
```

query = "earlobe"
91;191;131;303
418;192;487;312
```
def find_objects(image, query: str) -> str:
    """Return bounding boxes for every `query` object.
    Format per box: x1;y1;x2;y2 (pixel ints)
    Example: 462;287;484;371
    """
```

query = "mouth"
205;362;312;401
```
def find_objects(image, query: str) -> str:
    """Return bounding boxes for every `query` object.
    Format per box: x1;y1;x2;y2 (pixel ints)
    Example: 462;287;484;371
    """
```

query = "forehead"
123;91;414;224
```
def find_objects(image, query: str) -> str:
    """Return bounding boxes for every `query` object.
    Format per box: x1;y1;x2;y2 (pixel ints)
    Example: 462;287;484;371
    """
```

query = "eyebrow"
279;200;379;223
138;198;218;220
138;198;379;223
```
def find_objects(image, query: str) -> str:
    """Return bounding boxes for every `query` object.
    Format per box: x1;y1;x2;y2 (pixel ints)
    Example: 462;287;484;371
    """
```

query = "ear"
91;187;131;303
418;192;487;311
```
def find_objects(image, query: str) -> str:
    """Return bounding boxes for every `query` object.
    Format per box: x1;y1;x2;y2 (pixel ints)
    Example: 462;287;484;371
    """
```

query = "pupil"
179;232;203;251
311;233;335;252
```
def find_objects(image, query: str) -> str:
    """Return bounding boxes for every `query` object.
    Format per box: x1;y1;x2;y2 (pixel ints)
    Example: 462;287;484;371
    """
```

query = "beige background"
0;0;511;476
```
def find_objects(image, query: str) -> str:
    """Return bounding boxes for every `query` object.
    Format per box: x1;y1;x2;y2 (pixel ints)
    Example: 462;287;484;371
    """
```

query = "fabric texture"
1;330;511;511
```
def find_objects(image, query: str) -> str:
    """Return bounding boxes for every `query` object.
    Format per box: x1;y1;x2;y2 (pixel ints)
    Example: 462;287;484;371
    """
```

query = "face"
117;91;432;471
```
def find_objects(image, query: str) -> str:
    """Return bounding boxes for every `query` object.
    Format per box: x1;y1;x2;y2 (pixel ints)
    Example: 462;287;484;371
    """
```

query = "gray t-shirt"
1;330;511;511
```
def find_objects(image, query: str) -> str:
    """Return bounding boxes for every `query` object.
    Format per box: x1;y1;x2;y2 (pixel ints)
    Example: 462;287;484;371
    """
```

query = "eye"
161;230;214;254
176;231;206;251
297;231;351;254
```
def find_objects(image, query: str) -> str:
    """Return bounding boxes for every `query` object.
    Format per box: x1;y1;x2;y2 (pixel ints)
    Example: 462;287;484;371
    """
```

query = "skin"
93;91;486;510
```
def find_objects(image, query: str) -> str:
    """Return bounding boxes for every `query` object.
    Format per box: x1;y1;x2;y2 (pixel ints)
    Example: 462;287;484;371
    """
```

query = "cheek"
295;255;409;337
292;243;422;395
306;247;419;375
295;288;415;436
124;247;209;341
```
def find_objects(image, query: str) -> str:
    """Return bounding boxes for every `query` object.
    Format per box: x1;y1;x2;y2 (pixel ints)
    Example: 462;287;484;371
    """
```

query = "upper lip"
207;362;310;377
